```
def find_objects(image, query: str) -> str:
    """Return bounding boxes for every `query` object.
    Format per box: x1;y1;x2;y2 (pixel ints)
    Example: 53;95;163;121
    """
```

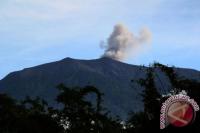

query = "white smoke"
101;24;152;61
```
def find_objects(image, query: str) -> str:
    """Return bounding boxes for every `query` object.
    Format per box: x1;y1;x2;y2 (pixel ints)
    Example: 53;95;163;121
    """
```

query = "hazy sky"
0;0;200;79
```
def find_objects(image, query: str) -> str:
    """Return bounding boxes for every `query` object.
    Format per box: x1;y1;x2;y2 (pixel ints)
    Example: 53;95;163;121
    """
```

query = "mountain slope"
0;57;200;119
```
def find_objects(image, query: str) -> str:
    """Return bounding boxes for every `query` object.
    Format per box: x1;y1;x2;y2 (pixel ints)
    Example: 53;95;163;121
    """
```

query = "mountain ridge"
0;57;200;119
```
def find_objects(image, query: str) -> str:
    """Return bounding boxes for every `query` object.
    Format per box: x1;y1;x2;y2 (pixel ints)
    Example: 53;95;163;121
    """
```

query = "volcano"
0;57;199;119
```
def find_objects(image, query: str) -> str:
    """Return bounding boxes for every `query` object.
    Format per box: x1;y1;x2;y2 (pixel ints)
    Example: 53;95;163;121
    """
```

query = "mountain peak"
61;57;120;64
0;56;200;120
97;57;125;64
62;57;76;61
99;57;115;61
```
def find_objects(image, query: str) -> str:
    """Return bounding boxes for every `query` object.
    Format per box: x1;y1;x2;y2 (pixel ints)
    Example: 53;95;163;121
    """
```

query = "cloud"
101;24;152;61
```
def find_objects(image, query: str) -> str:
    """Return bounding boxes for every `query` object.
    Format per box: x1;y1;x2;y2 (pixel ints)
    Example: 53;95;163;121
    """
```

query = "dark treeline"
0;63;200;133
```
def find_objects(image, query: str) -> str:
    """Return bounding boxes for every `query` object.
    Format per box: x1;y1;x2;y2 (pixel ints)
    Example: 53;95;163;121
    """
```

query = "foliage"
128;62;200;133
0;85;122;133
0;94;63;133
0;62;199;133
128;68;161;133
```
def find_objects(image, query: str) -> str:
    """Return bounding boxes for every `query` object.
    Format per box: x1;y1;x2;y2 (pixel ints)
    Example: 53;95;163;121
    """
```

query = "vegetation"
0;63;199;132
126;63;200;133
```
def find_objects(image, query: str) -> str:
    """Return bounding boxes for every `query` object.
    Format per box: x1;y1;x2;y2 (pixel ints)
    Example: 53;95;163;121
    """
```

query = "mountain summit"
0;57;200;119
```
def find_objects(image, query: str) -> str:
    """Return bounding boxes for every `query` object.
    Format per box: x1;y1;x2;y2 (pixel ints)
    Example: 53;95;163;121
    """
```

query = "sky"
0;0;200;79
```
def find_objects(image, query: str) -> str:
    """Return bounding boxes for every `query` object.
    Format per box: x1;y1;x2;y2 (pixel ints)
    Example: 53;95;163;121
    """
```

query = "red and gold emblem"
160;91;199;129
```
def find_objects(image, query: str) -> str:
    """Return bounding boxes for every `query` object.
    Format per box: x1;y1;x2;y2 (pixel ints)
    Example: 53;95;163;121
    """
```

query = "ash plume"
101;24;152;61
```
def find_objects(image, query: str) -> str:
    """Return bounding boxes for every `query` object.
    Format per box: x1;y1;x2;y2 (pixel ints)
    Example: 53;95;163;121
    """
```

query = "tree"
55;84;122;133
139;68;161;120
0;94;63;133
128;68;161;133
